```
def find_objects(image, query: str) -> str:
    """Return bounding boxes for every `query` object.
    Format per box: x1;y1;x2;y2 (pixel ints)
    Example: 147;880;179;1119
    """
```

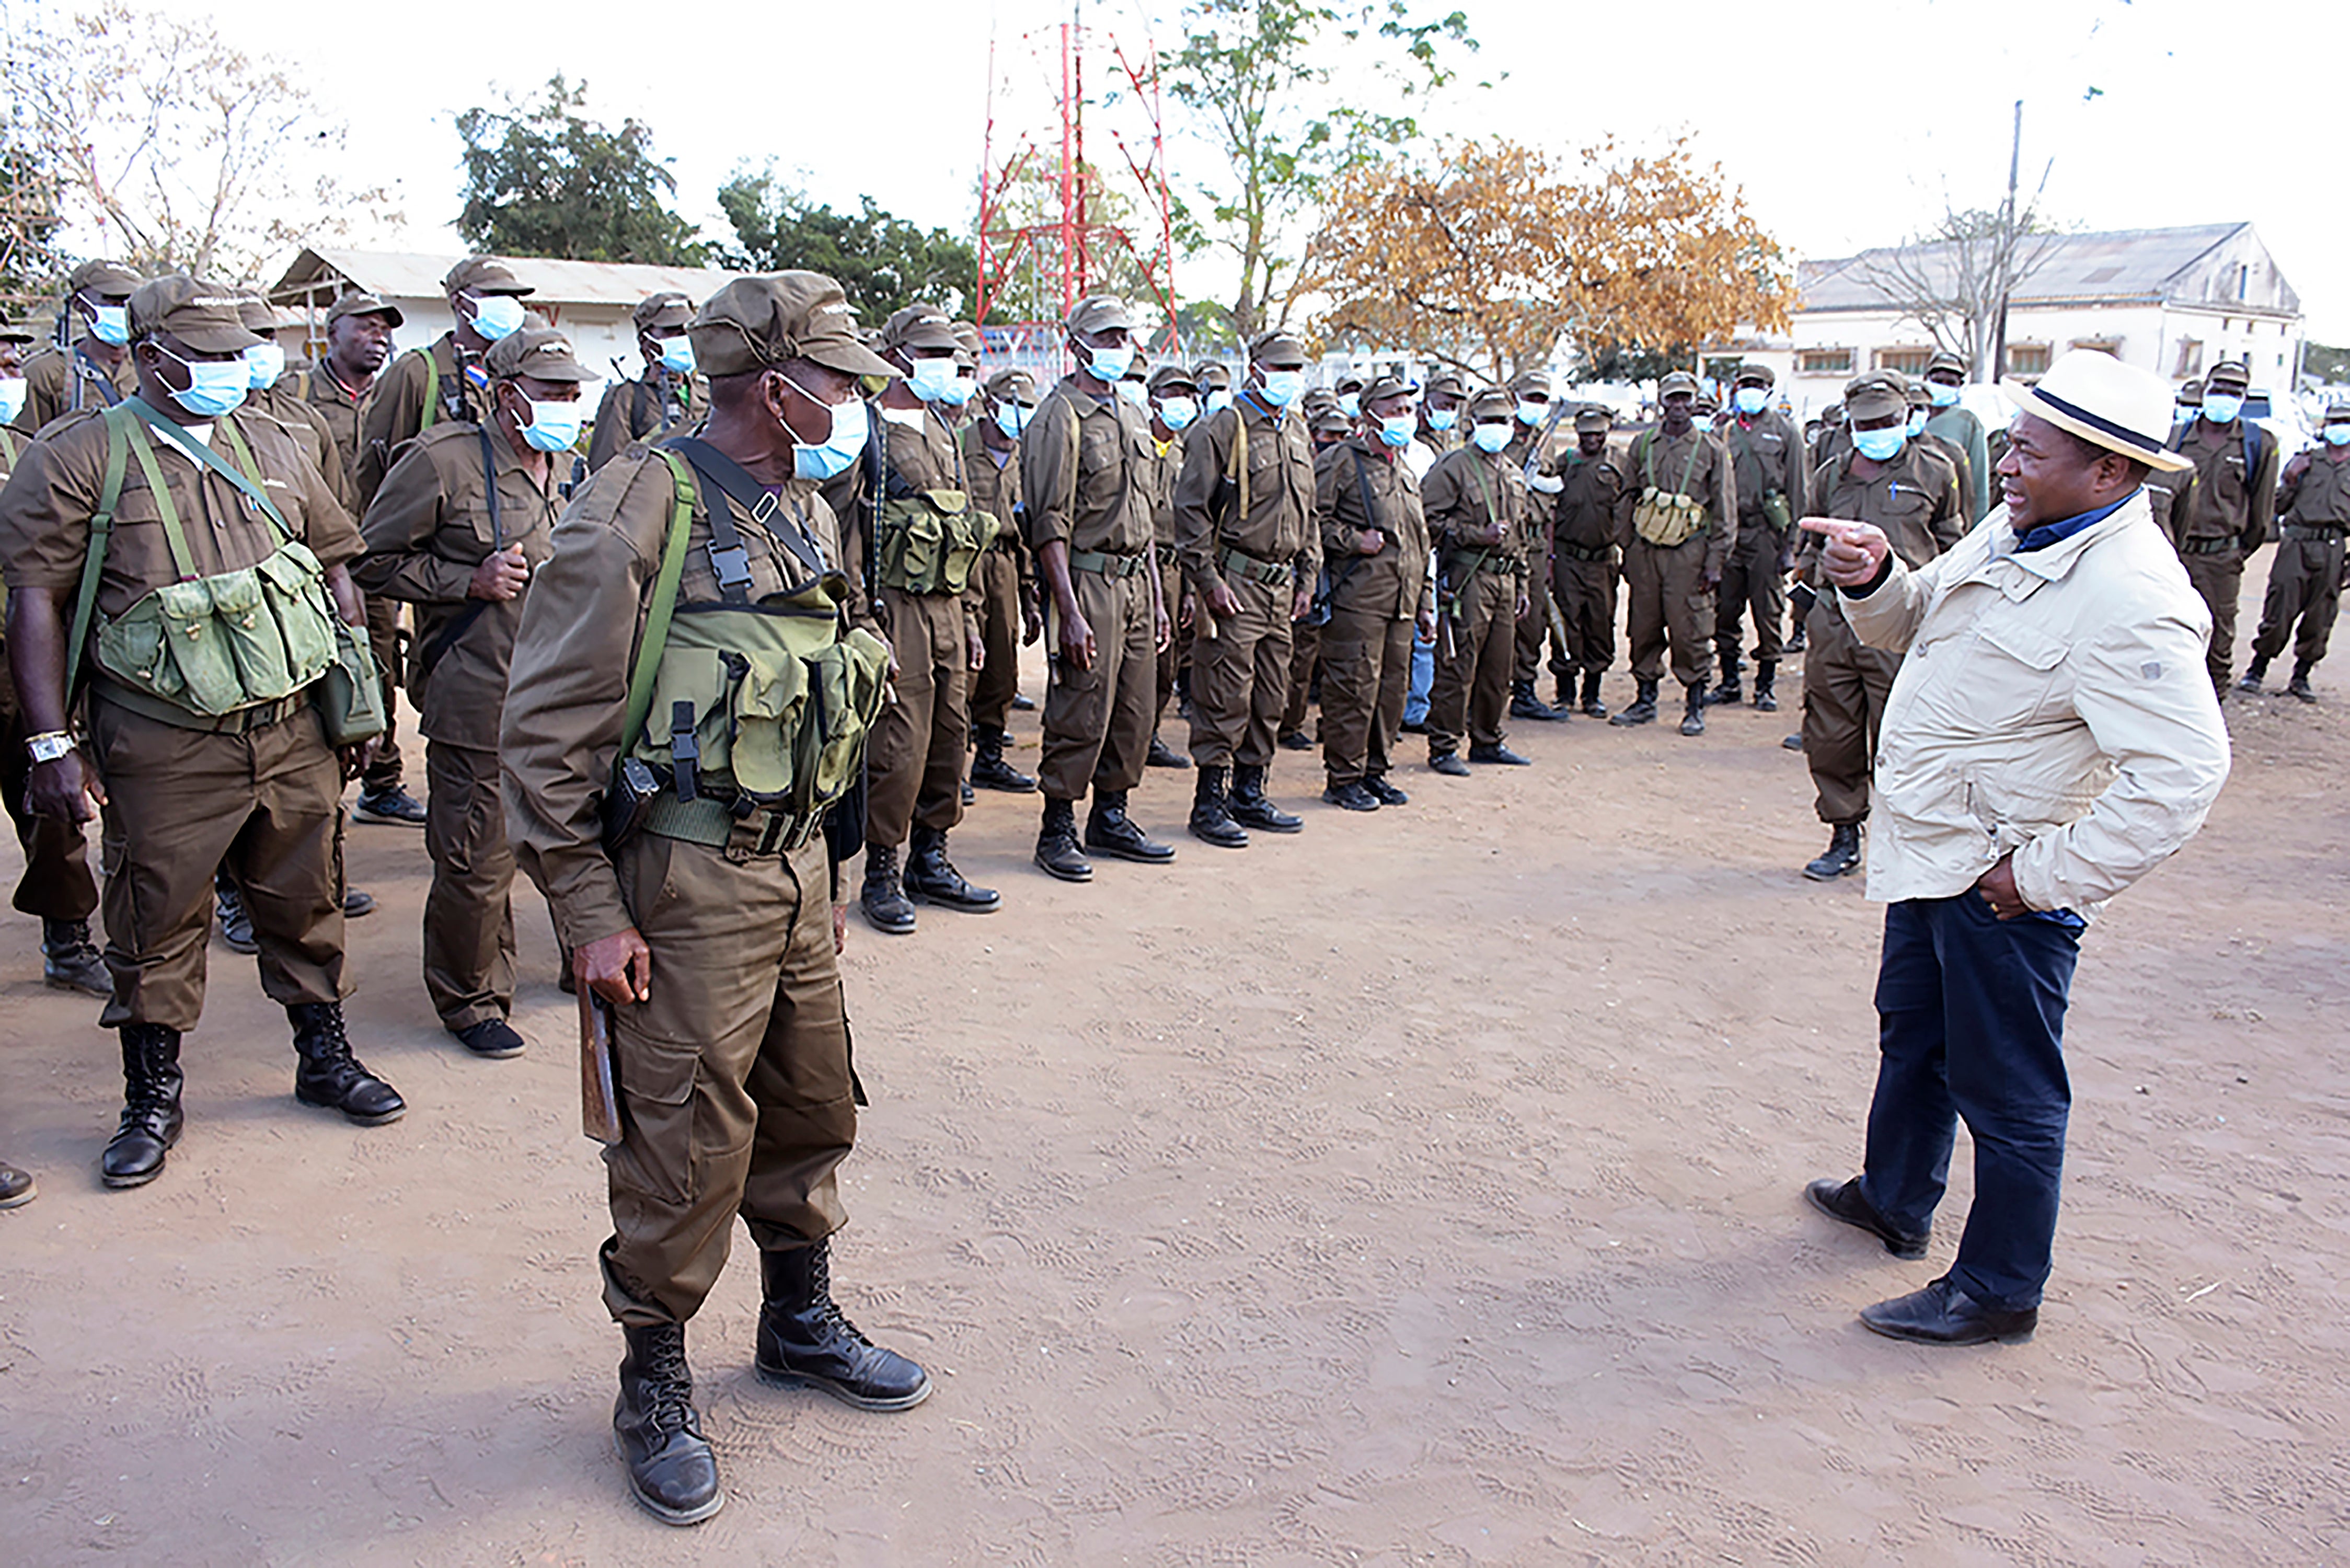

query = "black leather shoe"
615;1323;723;1525
1085;791;1176;863
1362;774;1409;806
1510;681;1563;721
1034;798;1094;882
101;1024;185;1189
215;874;258;955
290;1002;406;1125
1805;1176;1928;1259
755;1241;933;1411
1782;732;1805;752
1784;625;1807;653
1399;717;1429;734
2288;668;2318;703
1228;764;1301;833
1011;691;1036;711
454;1018;527;1058
1145;733;1192;769
1678;684;1707;737
1754;661;1779;712
905;827;1001;912
960;780;975;805
1610;679;1658;727
1468;743;1530;766
1429;750;1471;777
1860;1274;2037;1345
1278;730;1314;752
1579;671;1609;719
1189;766;1250;848
859;845;919;934
1323;779;1380;812
0;1158;32;1209
1804;823;1863;882
342;888;376;918
1703;674;1742;707
41;918;110;998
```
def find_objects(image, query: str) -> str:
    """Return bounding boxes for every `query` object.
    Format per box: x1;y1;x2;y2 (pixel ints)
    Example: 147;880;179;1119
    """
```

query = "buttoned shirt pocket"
1970;618;2071;729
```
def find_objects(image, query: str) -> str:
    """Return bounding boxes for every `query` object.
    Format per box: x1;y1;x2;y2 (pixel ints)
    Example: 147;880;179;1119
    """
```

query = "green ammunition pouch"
1759;490;1793;535
1630;430;1709;548
68;400;371;737
874;488;998;596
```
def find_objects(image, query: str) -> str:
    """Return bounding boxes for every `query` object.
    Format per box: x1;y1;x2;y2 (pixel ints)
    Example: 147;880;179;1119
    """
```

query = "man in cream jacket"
1800;350;2231;1346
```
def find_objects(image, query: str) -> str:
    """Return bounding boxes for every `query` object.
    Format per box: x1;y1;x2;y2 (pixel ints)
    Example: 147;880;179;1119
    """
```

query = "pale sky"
84;0;2349;338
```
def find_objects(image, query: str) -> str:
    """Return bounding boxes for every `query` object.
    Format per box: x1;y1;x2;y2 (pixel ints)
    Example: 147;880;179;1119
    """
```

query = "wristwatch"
25;731;74;765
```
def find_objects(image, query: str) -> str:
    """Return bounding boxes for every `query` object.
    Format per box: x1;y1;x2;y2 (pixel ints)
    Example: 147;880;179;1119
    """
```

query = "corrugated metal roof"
1799;223;2263;313
269;248;741;308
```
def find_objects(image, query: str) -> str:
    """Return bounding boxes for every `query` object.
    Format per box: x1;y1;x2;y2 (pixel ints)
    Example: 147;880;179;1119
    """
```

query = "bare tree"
1850;197;2063;381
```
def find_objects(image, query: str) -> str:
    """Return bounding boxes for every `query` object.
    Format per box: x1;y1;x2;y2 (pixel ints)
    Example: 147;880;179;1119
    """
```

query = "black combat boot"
1510;679;1562;721
1362;773;1409;806
859;844;918;934
754;1240;932;1411
1754;660;1780;712
1804;823;1864;882
2288;662;2319;703
1609;677;1658;727
1703;663;1743;706
1189;766;1249;848
969;724;1036;792
1785;620;1807;654
1429;748;1471;777
1034;797;1093;882
1580;670;1609;719
1468;742;1531;766
100;1023;185;1189
615;1323;723;1526
1679;683;1707;736
214;870;257;955
41;918;109;998
1552;670;1575;709
904;826;1001;913
1323;776;1380;811
1229;763;1302;833
1145;732;1192;769
1085;790;1176;863
2236;656;2268;696
291;1002;405;1124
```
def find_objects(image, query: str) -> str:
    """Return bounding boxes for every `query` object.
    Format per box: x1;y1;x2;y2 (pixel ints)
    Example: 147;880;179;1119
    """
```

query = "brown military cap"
985;368;1037;402
1842;371;1907;419
1309;407;1352;436
1191;361;1232;390
1732;362;1774;388
882;304;961;352
1466;387;1514;421
2205;360;2250;390
633;291;694;332
1904;378;1931;409
1656;370;1700;398
1147;363;1198;396
1247;330;1309;367
1066;294;1135;335
1122;352;1150;383
2176;378;2204;403
951;320;984;356
1300;389;1339;418
690;272;896;379
236;295;281;333
1423;371;1467;399
443;256;533;297
128;275;262;353
484;325;595;383
2325;400;2350;421
67;259;142;299
1334;370;1365;394
1573;403;1614;433
0;313;34;345
1510;370;1552;399
1361;372;1415;405
326;290;404;329
1926;350;1967;378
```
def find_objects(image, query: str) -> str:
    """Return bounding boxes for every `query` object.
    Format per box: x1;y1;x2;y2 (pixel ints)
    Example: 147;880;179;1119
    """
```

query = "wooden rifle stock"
579;984;623;1146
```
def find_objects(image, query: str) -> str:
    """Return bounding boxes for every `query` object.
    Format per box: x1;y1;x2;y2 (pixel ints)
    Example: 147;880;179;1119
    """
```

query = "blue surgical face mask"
1851;424;1907;462
1204;388;1233;414
1337;393;1361;420
1086;342;1134;384
1156;396;1199;432
1906;411;1928;437
88;302;130;346
1378;412;1415;448
245;341;286;390
2174;405;2198;426
1471;421;1512;454
514;395;582;453
0;376;22;425
656;335;696;375
1733;386;1768;416
1691;414;1714;433
159;347;250;418
2202;392;2243;424
993;401;1031;441
1927;381;1960;408
2326;424;2350;447
1258;369;1306;408
1117;379;1152;411
466;293;526;342
908;356;960;402
943;370;978;406
1515;399;1546;426
1427;408;1457;432
784;374;870;481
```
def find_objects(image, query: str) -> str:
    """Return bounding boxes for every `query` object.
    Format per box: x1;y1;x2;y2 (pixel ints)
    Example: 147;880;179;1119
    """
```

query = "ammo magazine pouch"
874;487;997;596
1630;430;1708;548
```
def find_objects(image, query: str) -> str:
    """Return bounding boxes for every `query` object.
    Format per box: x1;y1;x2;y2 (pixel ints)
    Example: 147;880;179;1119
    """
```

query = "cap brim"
176;322;265;354
519;361;596;384
2001;379;2195;474
804;334;902;380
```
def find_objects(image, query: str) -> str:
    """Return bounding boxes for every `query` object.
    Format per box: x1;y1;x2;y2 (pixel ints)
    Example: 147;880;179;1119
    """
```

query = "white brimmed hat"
2001;350;2194;474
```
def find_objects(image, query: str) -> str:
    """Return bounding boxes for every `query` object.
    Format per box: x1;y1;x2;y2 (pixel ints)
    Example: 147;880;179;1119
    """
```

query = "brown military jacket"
1800;441;1964;581
13;340;132;436
2280;443;2350;528
960;421;1027;618
252;376;358;516
1316;432;1433;620
1627;424;1738;576
1500;417;1552;472
2169;417;2280;549
1421;443;1530;581
0;405;361;647
1142;430;1185;551
1171;397;1319;593
1550;447;1633;554
302;361;374;497
585;370;706;472
354;420;559;750
1719;408;1807;531
501;446;854;950
1019;376;1154;557
358;334;474;505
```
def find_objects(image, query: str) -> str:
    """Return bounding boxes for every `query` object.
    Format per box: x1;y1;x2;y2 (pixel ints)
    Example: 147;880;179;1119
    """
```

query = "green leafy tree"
717;168;974;325
0;144;67;319
455;76;707;264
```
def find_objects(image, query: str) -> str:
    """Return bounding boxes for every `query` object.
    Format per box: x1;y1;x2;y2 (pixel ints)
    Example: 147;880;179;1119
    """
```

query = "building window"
2070;337;2122;358
2007;343;2052;376
1874;346;1934;375
2175;339;2204;376
1797;348;1852;376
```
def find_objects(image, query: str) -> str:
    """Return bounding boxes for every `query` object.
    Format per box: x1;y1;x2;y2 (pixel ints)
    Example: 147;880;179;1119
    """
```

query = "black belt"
1066;548;1150;579
2283;524;2346;543
1218;546;1292;587
2178;536;2239;556
1156;541;1182;567
1553;540;1614;562
94;678;308;735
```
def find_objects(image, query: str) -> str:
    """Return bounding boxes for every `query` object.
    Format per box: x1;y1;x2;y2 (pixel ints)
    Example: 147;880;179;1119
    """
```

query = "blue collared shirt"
2013;489;2136;554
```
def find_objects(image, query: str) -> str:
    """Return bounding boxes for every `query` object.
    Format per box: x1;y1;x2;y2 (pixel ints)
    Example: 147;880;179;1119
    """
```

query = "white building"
1712;222;2304;416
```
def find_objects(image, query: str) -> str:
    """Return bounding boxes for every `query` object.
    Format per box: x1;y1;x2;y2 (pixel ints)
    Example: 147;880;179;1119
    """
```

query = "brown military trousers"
2252;533;2344;668
87;694;347;1031
1801;601;1903;826
0;638;98;921
2182;549;2244;691
968;544;1023;736
1040;563;1155;802
866;586;969;847
422;740;516;1031
1154;550;1193;731
1186;573;1293;770
1714;522;1788;673
1282;613;1320;739
1625;535;1717;691
1429;569;1514;754
1550;554;1618;675
1512;570;1568;685
1321;599;1413;785
358;593;406;792
600;830;855;1330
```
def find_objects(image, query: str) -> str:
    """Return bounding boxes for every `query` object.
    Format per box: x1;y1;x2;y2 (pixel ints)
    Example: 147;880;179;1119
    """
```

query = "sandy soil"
4;561;2347;1566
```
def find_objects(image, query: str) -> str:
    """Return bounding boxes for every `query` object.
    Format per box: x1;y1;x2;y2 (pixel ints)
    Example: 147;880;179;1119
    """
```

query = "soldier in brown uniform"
356;256;536;502
1316;373;1436;810
962;368;1041;792
302;291;422;825
1906;379;1976;520
1922;350;1991;524
1423;387;1532;773
503;274;929;1527
1141;362;1200;769
1173;329;1319;846
1548;405;1631;718
11;261;140;437
2241;401;2350;701
1793;371;1963;881
587;292;705;472
1707;363;1806;712
1613;370;1736;735
1502;370;1568;721
356;328;584;1056
0;276;405;1189
1019;295;1177;879
2163;360;2279;695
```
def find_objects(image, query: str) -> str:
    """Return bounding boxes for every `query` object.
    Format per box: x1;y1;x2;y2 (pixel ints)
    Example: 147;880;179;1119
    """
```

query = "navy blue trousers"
1857;892;2082;1310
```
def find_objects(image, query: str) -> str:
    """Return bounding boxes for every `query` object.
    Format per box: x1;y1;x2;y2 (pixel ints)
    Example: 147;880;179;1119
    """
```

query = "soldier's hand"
1798;516;1892;586
579;927;653;1006
1515;594;1530;620
1701;566;1723;591
1153;599;1172;653
27;753;103;824
468;545;531;602
1020;596;1045;647
1207;581;1243;621
832;902;848;955
966;625;985;673
1415;606;1438;643
1179;591;1196;632
1291;584;1313;621
335;742;372;781
1059;607;1097;672
1355;528;1384;557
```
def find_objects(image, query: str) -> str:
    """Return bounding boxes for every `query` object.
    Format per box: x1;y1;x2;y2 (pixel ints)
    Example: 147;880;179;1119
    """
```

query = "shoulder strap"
65;405;137;697
1636;429;1657;488
130;399;293;541
1350;445;1382;535
420;351;440;433
0;425;17;472
1224;406;1250;534
621;451;702;754
664;434;826;585
475;423;504;548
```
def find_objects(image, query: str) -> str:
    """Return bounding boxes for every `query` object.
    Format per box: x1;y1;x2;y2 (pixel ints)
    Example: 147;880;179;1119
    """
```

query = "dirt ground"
4;561;2348;1567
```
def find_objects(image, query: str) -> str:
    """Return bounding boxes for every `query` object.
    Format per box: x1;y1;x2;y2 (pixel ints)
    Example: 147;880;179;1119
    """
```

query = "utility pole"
1989;99;2021;382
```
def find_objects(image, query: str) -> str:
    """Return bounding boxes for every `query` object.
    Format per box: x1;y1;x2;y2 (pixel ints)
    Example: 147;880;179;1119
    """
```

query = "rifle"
1519;395;1571;483
579;986;623;1146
